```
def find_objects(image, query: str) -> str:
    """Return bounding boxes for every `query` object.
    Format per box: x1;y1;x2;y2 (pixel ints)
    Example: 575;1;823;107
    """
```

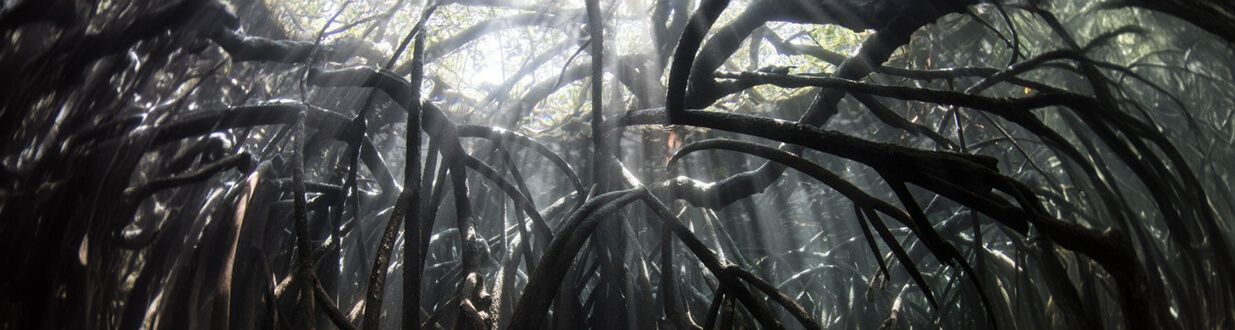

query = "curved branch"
499;54;653;126
655;122;1133;294
116;153;253;248
146;104;399;195
615;109;1008;204
714;70;1090;113
314;277;358;330
668;138;964;263
455;125;586;202
462;155;554;242
512;186;786;329
212;29;385;64
509;188;633;329
404;11;578;70
666;139;918;239
665;0;732;120
644;11;970;213
1100;0;1235;44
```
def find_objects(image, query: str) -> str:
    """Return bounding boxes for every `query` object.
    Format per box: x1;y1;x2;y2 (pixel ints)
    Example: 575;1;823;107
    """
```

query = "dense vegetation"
3;0;1235;328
